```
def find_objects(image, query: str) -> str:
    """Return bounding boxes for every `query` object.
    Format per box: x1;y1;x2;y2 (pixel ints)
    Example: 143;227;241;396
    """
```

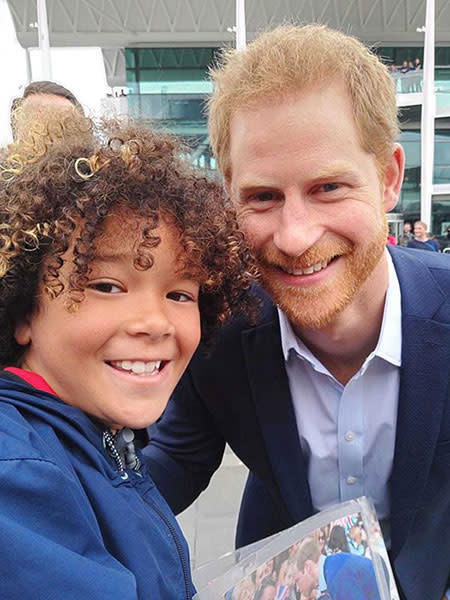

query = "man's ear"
382;143;405;213
14;318;31;347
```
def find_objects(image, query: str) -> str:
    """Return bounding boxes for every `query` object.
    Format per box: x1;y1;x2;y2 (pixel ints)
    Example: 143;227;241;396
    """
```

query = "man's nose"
272;192;323;257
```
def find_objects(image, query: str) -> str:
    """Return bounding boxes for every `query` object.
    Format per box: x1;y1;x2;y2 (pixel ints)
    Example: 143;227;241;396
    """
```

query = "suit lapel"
242;315;313;524
389;248;450;559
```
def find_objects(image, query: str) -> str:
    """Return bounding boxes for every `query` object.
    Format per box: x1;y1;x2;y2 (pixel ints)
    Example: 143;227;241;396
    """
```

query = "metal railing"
391;71;423;93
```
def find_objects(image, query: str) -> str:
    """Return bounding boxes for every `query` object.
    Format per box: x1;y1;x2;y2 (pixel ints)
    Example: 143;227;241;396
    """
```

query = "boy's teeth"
111;360;161;375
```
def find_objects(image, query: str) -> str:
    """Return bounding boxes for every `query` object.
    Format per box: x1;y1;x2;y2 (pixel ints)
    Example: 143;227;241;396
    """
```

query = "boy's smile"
108;359;163;376
15;214;201;430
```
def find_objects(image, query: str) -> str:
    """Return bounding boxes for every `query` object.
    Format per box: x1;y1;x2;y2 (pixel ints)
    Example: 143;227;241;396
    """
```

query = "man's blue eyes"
249;183;340;202
255;192;276;202
322;183;339;192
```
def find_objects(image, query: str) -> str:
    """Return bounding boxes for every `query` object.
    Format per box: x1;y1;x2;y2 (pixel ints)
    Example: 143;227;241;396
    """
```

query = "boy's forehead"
92;213;184;265
96;215;142;250
97;212;157;245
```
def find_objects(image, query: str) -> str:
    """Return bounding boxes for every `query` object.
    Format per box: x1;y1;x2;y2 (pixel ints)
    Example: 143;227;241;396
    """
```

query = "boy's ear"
14;319;32;347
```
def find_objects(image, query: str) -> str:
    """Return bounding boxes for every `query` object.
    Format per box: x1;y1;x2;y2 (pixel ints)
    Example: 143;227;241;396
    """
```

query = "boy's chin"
105;413;164;433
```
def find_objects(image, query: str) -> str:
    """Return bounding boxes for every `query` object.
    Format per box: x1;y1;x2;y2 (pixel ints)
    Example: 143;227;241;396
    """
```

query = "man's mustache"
255;239;353;271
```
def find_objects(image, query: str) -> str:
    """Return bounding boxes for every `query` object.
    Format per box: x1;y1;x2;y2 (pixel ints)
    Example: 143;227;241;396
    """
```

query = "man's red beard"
254;223;387;330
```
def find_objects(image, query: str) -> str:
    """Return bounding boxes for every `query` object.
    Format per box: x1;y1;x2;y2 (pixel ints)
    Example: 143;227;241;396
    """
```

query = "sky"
0;0;110;146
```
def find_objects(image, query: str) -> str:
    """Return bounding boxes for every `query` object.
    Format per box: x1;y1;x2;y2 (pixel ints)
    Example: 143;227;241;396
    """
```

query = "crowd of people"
228;519;380;600
388;58;423;92
0;22;449;600
396;220;445;251
388;58;422;74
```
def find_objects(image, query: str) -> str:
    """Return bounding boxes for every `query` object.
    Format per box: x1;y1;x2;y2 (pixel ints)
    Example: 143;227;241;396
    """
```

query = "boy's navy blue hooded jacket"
0;370;195;599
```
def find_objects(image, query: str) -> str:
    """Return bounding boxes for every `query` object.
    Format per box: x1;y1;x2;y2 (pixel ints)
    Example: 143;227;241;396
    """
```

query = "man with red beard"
144;25;450;600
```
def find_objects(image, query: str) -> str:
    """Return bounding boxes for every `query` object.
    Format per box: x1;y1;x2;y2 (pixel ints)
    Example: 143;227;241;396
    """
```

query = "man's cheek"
237;216;265;249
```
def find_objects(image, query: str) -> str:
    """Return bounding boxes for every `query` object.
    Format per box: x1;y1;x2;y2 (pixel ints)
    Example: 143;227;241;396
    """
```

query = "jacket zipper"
103;429;191;600
139;493;191;600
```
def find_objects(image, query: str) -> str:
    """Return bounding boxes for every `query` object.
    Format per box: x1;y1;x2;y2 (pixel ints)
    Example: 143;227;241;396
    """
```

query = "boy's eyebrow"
92;253;200;281
176;268;201;282
92;251;130;263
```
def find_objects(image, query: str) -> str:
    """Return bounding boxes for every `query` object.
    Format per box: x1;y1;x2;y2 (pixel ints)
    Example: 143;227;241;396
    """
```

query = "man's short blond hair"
208;24;399;177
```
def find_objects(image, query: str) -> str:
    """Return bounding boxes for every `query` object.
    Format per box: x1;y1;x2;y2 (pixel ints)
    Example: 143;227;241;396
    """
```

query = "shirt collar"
373;249;402;366
278;248;402;369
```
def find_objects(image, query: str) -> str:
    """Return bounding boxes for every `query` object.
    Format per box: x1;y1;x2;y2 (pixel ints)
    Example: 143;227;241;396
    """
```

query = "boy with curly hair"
0;111;255;599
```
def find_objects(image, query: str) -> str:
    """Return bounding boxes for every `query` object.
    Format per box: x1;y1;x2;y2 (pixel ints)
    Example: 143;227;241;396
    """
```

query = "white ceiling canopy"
7;0;450;48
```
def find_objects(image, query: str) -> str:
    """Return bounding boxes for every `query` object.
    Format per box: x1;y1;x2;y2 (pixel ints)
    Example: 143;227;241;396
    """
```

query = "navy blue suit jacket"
145;247;450;600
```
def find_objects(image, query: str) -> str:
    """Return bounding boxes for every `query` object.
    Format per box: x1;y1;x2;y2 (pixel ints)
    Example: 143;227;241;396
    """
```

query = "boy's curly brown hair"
0;110;258;366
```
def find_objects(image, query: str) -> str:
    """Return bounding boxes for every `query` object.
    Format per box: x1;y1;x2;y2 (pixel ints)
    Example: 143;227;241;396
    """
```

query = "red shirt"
4;367;56;395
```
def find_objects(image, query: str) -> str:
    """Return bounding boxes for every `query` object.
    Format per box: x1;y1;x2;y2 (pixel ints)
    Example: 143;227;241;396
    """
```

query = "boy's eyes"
88;281;123;294
87;281;197;302
167;291;197;303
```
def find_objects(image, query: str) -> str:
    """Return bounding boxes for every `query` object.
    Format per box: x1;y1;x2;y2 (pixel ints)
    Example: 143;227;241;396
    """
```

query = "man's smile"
279;255;339;276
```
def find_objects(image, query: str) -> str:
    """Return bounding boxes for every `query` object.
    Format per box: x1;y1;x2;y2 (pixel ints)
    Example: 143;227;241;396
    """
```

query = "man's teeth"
284;259;330;276
110;360;161;375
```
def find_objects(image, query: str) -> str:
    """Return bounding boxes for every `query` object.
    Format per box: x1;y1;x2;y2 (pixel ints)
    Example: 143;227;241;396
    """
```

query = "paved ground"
176;445;248;570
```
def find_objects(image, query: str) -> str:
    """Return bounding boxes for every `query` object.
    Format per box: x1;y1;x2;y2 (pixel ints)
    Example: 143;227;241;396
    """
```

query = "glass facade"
395;104;450;237
379;46;450;113
390;67;450;113
375;46;450;67
125;48;217;172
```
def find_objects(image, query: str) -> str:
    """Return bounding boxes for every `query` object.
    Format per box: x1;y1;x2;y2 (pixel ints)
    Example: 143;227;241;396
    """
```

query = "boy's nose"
124;304;175;340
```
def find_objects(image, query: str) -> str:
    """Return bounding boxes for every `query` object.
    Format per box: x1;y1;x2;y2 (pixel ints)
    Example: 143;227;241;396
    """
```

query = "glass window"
375;46;450;67
123;48;218;173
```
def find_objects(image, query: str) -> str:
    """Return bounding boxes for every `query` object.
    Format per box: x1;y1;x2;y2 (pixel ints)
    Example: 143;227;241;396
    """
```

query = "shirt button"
347;476;357;485
345;431;355;442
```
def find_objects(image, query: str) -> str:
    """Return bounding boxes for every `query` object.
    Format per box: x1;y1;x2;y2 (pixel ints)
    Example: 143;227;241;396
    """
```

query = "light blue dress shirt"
278;251;402;539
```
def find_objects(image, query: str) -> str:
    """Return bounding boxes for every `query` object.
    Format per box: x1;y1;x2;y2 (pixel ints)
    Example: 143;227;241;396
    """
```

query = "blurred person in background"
2;82;90;182
399;60;411;73
295;538;379;600
254;577;277;600
407;221;439;251
10;80;83;142
327;526;350;554
398;222;413;246
348;525;367;557
387;233;396;245
231;577;255;600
